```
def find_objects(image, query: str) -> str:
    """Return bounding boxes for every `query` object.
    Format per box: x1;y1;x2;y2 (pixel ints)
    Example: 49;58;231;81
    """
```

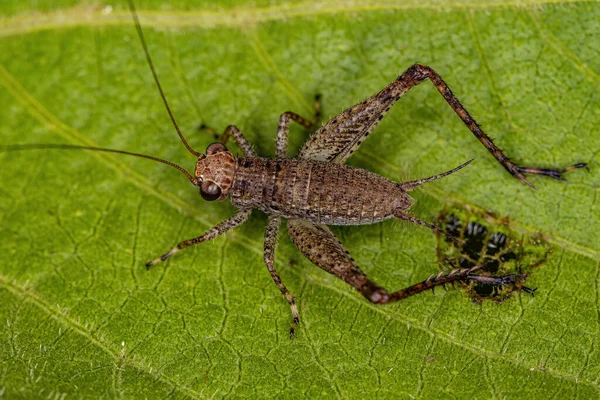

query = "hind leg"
287;219;525;304
298;64;587;187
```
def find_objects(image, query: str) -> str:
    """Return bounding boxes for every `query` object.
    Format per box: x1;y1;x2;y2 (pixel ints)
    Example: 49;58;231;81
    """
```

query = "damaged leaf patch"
436;207;551;302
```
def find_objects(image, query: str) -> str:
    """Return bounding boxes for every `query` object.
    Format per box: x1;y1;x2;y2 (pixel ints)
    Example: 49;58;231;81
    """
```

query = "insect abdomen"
230;157;410;225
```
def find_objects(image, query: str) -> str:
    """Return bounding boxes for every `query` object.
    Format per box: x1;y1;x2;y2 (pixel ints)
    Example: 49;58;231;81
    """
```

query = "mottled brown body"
230;158;411;225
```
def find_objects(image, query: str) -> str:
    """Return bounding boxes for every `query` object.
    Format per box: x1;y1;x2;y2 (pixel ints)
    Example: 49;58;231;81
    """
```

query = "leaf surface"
0;1;599;398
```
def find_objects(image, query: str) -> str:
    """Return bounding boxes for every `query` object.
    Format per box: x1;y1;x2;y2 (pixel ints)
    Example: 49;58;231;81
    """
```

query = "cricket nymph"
173;56;584;338
194;141;470;228
194;144;413;224
10;9;587;338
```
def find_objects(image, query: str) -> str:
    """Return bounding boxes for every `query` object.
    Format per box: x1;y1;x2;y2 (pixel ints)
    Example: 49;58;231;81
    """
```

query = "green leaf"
1;0;598;398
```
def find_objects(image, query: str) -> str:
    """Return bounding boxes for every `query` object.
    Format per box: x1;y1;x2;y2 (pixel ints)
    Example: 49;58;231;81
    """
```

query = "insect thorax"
229;157;412;225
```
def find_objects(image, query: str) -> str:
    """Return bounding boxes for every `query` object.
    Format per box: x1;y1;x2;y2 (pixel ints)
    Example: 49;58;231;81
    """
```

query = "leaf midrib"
1;0;599;38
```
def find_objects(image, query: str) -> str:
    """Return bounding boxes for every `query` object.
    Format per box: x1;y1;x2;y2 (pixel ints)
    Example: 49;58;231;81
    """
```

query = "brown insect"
3;1;587;337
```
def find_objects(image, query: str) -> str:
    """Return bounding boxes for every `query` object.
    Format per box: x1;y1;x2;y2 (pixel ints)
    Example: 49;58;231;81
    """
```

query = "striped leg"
264;216;300;338
146;210;251;267
198;124;256;157
401;65;587;187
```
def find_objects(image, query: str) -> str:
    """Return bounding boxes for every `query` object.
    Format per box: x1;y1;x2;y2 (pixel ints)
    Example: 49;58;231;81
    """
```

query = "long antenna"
1;144;201;186
127;0;202;157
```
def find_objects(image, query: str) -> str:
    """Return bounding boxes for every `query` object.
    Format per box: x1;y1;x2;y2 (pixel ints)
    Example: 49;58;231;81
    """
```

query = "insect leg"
264;216;300;338
220;125;257;157
394;209;460;246
288;219;517;305
298;65;587;185
394;64;587;187
276;112;314;158
146;210;251;268
276;95;321;158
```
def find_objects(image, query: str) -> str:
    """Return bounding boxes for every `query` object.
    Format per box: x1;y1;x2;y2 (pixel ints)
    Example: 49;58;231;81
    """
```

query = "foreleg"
146;210;251;267
220;125;256;157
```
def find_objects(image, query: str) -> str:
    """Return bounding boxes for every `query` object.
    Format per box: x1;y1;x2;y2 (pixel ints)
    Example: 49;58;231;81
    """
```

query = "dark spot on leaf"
436;207;551;303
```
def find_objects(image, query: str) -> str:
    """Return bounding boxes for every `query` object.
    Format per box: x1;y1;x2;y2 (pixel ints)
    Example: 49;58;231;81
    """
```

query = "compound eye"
206;142;228;155
200;181;222;201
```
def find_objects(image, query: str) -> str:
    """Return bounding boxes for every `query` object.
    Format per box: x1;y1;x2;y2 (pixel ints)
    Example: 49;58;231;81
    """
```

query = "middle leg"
264;215;300;338
276;95;322;158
